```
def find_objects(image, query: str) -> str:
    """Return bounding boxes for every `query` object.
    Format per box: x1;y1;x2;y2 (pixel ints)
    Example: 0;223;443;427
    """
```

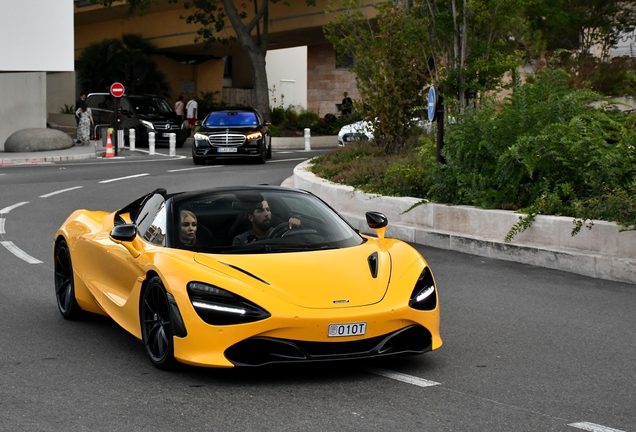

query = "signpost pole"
436;85;445;164
109;82;126;158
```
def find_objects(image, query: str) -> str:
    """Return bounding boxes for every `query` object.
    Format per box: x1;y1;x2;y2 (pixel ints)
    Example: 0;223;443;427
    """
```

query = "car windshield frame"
168;188;364;254
129;96;174;115
203;111;259;128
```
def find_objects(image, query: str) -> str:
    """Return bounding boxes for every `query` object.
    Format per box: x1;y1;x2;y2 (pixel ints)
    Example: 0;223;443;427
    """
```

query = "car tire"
193;155;205;165
256;143;266;164
54;239;83;320
266;138;272;159
176;140;185;149
141;276;177;370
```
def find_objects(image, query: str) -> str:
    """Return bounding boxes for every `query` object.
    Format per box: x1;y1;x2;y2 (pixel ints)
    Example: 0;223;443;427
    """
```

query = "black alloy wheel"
266;138;272;159
54;239;83;320
141;276;177;369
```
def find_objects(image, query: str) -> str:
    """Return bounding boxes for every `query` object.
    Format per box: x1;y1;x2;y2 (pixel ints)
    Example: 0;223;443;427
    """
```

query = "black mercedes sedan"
192;107;272;165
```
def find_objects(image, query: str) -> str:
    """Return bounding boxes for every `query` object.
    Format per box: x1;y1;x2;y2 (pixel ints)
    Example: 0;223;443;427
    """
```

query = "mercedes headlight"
141;120;154;129
246;131;262;141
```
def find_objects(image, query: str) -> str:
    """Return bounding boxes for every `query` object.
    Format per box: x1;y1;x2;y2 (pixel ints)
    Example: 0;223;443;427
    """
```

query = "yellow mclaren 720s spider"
54;186;442;369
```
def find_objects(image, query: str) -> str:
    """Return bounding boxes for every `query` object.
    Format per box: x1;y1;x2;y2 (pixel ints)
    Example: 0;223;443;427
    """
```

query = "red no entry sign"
110;82;125;98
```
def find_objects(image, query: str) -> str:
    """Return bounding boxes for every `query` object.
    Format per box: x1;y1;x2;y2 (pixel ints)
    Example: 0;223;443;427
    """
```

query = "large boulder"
4;128;74;152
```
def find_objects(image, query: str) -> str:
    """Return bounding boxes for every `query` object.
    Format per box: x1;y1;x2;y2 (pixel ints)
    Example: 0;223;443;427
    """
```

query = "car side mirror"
366;211;388;240
110;224;137;241
109;224;142;258
265;121;272;126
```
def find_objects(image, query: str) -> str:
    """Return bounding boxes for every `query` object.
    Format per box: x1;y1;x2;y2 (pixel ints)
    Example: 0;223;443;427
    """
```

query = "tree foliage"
76;34;170;96
325;0;529;154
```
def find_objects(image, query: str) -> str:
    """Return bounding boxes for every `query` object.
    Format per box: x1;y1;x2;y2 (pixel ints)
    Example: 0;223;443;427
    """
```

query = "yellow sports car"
54;186;442;369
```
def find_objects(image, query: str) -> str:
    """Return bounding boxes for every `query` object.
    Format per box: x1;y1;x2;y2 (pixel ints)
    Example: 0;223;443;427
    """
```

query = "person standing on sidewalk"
185;95;198;135
75;102;94;146
175;95;185;121
75;92;87;143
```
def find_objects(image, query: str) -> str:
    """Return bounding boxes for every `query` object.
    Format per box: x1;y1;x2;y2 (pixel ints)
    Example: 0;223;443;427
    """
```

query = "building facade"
72;0;382;117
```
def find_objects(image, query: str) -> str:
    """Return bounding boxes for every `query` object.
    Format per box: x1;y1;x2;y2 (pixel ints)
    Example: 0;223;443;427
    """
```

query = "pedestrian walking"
75;102;94;146
175;95;185;120
185;95;198;134
75;92;87;143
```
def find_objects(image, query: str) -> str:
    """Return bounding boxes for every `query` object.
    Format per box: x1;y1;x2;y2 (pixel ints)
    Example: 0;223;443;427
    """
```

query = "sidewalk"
0;143;97;165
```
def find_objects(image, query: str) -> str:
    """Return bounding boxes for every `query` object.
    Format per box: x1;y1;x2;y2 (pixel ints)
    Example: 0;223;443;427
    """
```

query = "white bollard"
117;129;124;150
149;132;155;155
129;128;136;151
304;128;311;151
169;133;176;156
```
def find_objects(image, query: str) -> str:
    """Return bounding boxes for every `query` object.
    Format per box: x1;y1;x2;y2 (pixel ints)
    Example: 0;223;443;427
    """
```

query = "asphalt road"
0;146;634;432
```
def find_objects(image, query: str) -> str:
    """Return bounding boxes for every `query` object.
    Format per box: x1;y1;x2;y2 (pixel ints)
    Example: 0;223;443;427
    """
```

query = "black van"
86;93;188;147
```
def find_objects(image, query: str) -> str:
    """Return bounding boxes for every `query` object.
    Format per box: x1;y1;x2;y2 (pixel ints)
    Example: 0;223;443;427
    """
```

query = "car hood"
137;112;181;122
194;243;391;309
198;125;264;133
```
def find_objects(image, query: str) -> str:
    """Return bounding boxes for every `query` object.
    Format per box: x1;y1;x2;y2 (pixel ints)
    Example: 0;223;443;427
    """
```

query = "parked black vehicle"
192;107;272;165
86;93;188;148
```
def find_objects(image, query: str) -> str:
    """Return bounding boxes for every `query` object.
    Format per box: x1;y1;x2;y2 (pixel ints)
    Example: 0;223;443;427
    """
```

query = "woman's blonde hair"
179;210;198;245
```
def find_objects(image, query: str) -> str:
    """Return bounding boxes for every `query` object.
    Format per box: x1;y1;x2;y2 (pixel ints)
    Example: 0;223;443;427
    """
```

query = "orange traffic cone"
105;133;114;158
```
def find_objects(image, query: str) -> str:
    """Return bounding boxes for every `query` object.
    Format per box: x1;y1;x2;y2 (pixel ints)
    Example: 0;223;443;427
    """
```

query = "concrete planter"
293;160;636;285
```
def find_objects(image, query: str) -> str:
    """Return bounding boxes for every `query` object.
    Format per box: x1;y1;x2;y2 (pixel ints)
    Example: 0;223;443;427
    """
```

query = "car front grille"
153;121;180;131
224;325;432;367
207;133;246;147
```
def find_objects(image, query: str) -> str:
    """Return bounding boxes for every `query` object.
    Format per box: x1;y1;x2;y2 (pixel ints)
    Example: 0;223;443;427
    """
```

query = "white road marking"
0;202;28;214
167;166;222;172
99;173;150;183
0;218;5;234
39;186;83;198
366;368;441;388
1;241;43;264
568;422;625;432
267;157;309;163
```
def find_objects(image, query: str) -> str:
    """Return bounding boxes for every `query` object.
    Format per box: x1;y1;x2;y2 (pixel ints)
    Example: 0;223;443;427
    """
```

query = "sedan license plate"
162;133;170;138
218;147;238;153
328;322;367;337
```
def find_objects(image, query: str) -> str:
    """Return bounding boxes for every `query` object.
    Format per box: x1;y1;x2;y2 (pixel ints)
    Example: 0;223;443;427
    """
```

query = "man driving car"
232;200;300;245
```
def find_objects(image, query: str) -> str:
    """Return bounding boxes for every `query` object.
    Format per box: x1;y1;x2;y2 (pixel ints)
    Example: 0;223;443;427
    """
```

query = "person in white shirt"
185;96;198;132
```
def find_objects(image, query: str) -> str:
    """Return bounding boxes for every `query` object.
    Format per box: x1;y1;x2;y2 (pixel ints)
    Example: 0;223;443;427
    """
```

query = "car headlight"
408;267;437;311
246;131;262;141
193;133;208;141
187;282;270;325
141;120;154;129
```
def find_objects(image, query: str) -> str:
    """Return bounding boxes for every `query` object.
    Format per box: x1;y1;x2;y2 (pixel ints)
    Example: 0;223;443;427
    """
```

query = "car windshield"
130;97;174;115
204;112;258;127
171;189;364;253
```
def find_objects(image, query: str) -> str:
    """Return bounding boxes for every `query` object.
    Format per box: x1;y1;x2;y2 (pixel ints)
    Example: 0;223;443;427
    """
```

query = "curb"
291;161;636;285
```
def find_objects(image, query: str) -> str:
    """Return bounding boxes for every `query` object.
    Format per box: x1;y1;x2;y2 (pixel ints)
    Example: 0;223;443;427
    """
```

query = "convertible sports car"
54;186;442;369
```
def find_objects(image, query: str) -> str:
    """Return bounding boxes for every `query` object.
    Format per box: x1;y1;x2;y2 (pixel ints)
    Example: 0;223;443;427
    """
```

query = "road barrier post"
304;128;311;151
149;132;155;155
169;133;176;156
129;128;135;151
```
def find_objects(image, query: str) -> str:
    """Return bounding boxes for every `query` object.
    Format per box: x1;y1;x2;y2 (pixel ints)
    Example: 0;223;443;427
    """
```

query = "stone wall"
307;44;359;117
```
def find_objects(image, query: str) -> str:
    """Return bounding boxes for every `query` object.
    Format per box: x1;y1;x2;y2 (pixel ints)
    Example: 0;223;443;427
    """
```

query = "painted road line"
39;186;83;198
0;202;28;215
99;173;150;183
366;368;441;388
267;158;310;163
1;241;43;264
568;422;625;432
0;218;5;235
167;166;222;172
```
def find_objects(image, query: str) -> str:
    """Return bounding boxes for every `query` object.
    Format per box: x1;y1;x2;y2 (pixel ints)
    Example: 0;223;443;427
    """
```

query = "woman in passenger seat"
179;210;199;247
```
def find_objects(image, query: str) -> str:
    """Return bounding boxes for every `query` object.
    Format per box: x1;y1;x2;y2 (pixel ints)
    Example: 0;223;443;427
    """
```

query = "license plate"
328;322;367;337
218;147;237;153
162;133;170;138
